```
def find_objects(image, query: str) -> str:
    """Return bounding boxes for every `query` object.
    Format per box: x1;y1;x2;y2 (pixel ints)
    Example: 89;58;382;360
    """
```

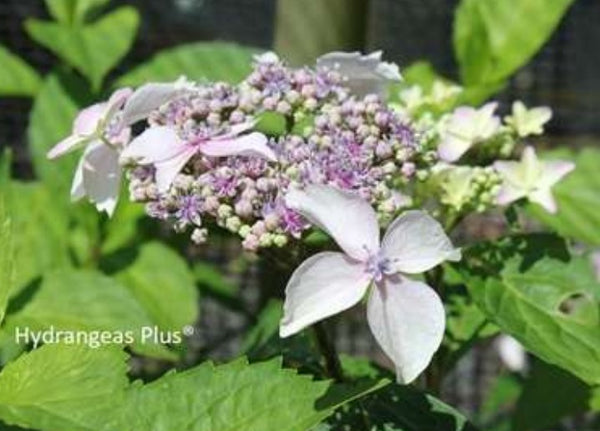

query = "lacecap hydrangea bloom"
48;51;574;248
47;49;578;383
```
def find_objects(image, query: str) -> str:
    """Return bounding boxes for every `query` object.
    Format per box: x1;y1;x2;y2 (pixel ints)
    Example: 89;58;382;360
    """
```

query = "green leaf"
116;42;258;87
274;0;366;65
454;0;573;87
0;344;386;431
0;344;129;431
321;381;478;430
528;148;600;246
513;358;591;431
0;202;14;324
316;357;477;431
45;0;110;25
241;298;283;357
100;195;146;254
475;372;522;431
443;289;499;368
0;45;41;97
7;182;71;296
194;261;240;304
25;7;139;91
452;234;600;385
120;357;386;431
28;72;90;197
116;242;198;333
402;61;444;91
4;269;176;360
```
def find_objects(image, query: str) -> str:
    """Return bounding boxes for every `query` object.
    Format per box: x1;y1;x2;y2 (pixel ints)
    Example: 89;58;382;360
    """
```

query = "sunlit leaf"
454;0;573;93
25;7;139;91
116;42;258;87
0;344;129;431
0;344;386;431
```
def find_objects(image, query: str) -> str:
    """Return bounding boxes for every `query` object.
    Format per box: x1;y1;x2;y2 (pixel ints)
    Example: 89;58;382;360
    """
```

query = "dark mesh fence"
368;0;600;136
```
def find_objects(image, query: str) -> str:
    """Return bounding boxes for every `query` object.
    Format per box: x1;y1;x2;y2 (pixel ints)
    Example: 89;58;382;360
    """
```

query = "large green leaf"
513;358;592;431
25;7;139;91
28;72;90;197
120;358;386;431
116;242;198;333
44;0;111;25
7;181;71;296
451;234;600;385
116;42;258;87
0;343;385;431
3;269;175;360
454;0;573;90
0;45;41;97
528;148;600;246
274;0;366;65
0;344;129;431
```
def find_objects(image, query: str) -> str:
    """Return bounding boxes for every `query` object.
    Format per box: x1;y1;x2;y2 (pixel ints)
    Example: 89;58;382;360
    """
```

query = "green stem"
313;322;345;382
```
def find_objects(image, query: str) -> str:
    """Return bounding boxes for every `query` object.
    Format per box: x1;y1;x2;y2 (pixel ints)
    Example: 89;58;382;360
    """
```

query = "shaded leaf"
25;7;139;90
274;0;366;66
116;42;258;87
513;358;591;431
0;45;41;97
475;373;522;431
318;356;477;431
241;298;283;357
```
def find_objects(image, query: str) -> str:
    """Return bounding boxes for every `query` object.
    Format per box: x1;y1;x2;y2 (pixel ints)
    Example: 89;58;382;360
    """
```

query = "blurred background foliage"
0;1;598;430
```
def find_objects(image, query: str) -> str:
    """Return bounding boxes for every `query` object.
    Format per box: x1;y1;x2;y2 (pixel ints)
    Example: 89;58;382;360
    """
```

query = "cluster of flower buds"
47;51;575;251
122;52;425;250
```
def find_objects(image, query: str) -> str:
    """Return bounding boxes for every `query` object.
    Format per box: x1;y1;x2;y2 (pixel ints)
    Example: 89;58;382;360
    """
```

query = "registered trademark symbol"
182;325;195;336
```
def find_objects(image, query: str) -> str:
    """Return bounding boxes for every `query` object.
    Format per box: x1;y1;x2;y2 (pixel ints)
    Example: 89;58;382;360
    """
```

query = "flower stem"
313;322;345;382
